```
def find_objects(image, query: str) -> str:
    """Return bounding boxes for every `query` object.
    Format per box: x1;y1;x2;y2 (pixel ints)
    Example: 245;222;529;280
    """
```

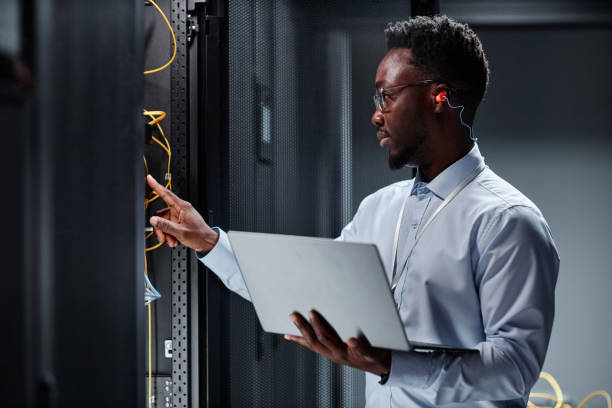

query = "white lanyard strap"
390;162;486;292
390;193;410;285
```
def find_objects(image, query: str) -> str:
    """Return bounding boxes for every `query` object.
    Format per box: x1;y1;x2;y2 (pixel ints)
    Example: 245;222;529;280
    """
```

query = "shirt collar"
412;144;484;199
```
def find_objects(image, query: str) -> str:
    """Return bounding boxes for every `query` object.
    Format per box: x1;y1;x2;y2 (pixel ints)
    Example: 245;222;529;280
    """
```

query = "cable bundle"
528;371;611;408
144;257;161;306
142;1;177;406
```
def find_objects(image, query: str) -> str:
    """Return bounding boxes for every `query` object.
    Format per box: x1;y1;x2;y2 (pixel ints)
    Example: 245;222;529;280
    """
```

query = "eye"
381;91;392;101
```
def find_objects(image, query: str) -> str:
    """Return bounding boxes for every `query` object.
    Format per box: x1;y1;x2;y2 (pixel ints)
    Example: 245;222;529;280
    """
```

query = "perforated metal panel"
170;0;190;406
227;1;320;406
225;1;363;406
220;1;433;406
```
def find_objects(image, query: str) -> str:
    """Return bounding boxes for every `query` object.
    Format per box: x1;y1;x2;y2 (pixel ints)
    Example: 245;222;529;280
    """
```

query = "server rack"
2;1;427;406
4;1;612;407
143;1;205;406
200;1;419;407
2;1;144;407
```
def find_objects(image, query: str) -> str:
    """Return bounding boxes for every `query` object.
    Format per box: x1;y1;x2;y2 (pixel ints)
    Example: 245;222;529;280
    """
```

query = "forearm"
391;206;558;404
388;335;542;405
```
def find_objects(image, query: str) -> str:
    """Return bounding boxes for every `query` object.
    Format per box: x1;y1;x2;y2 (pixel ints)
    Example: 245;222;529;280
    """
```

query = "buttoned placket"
393;182;433;306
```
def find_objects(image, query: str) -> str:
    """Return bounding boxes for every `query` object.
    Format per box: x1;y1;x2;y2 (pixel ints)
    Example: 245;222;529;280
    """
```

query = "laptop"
228;231;476;353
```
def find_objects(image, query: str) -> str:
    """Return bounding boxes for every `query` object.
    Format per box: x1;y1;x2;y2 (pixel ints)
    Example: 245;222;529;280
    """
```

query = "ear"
432;84;450;114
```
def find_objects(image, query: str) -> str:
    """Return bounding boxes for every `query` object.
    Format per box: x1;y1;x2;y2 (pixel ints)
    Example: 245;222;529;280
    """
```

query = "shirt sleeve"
196;227;251;301
337;192;373;242
198;189;375;300
385;205;560;405
198;193;372;301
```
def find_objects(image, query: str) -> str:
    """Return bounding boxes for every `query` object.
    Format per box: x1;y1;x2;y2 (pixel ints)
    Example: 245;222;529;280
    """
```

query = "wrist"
377;350;392;384
380;349;391;374
195;227;219;253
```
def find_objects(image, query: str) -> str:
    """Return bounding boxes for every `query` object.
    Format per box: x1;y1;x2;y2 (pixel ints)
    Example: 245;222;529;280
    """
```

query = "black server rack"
2;1;144;407
143;0;204;406
4;1;612;407
202;1;420;407
2;0;423;406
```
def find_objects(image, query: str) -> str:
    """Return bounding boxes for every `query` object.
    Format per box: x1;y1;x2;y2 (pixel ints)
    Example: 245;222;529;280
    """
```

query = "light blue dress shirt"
199;144;559;407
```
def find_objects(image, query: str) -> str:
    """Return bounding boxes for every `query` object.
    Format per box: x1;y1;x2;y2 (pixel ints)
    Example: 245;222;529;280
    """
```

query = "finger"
347;337;371;358
310;310;343;342
155;207;171;218
289;313;318;347
151;220;166;244
166;234;178;247
283;334;312;349
150;216;184;241
284;334;306;345
309;311;344;350
146;175;180;207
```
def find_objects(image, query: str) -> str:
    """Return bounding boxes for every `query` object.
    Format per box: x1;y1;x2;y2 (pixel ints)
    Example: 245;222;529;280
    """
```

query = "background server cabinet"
203;0;612;407
2;0;611;407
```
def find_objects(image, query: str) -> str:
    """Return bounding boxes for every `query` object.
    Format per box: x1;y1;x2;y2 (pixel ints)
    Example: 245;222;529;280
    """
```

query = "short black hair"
385;15;490;123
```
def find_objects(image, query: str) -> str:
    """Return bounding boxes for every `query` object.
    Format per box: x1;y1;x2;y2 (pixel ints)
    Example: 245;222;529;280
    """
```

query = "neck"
418;141;474;182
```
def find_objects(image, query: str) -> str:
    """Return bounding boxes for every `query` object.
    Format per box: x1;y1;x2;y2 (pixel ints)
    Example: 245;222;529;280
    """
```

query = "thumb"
150;216;182;238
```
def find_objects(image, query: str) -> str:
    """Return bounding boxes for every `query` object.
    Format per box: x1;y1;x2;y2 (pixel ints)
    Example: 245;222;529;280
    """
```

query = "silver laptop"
228;231;476;353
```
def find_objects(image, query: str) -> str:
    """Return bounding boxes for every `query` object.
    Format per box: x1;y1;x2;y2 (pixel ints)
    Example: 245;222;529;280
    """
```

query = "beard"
388;146;417;170
388;127;427;170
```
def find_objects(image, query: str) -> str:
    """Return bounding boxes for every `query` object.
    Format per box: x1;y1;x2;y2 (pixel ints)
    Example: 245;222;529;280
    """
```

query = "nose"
371;106;384;128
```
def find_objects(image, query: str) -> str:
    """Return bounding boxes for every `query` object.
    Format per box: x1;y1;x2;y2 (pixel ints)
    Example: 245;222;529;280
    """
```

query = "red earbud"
435;92;447;103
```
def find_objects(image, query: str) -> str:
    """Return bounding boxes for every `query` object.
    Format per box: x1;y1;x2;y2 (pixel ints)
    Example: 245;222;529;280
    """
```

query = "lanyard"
390;162;486;292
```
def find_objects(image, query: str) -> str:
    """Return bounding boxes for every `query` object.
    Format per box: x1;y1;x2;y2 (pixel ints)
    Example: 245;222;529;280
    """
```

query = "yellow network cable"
144;110;172;211
146;241;164;252
143;110;172;408
144;0;177;75
148;302;152;407
528;371;611;408
143;2;177;404
577;391;612;408
145;110;166;125
142;110;172;250
144;254;153;408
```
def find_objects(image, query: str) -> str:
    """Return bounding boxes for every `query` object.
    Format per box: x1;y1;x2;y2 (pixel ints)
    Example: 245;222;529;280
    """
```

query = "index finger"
146;175;179;207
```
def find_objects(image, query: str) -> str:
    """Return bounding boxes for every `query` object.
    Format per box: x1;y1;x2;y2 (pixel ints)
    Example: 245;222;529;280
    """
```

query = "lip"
378;131;392;148
377;131;389;141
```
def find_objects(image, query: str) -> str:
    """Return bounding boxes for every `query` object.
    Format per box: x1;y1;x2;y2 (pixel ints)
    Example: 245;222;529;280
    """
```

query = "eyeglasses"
373;79;435;111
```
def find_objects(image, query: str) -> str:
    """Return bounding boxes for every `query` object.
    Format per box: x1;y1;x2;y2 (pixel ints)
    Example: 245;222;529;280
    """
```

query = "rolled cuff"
196;227;223;260
196;227;251;301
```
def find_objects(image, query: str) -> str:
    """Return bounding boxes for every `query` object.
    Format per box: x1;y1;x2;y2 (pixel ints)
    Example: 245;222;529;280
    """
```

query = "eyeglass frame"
373;79;437;111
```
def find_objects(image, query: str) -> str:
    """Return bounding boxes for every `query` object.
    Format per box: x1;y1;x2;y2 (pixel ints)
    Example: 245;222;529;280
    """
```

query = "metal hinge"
187;14;199;44
164;339;173;358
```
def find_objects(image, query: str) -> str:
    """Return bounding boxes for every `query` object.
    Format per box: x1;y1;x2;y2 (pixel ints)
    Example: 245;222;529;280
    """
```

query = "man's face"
371;48;429;169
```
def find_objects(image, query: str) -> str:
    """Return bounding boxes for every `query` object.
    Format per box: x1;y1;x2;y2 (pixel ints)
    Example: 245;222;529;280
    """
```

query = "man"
147;15;559;407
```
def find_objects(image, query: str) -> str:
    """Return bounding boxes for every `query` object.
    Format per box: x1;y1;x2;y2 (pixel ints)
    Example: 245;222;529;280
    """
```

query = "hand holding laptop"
286;310;391;377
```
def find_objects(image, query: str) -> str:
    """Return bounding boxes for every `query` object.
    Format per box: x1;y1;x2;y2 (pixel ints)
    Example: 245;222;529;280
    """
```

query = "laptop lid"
227;231;412;351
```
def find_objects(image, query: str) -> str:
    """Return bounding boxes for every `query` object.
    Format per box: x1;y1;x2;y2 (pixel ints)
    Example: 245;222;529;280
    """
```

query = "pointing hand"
146;175;219;253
